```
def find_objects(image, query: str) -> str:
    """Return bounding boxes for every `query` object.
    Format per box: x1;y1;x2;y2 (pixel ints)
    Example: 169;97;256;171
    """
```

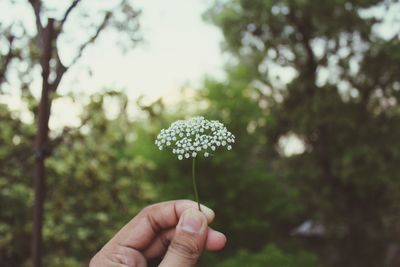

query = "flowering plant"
155;116;235;210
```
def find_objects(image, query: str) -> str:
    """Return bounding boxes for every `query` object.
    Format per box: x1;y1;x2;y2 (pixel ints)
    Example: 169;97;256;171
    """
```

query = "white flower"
155;116;235;159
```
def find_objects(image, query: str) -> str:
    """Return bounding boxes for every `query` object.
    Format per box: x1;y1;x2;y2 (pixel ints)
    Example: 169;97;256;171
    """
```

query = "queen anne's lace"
155;116;235;160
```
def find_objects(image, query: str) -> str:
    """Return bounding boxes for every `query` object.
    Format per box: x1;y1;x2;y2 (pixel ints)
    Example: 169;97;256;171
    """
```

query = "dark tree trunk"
32;18;54;267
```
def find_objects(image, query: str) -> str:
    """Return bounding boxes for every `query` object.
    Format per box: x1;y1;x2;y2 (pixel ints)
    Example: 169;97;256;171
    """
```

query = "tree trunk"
32;18;54;267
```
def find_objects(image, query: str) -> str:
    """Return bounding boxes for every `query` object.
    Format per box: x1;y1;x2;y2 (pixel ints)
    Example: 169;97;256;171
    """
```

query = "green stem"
192;157;201;211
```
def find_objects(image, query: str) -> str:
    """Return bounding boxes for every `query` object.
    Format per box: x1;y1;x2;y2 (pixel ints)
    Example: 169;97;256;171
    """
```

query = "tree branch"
49;115;90;151
60;0;83;30
0;34;15;86
50;54;67;92
69;11;112;67
287;11;317;77
28;0;43;38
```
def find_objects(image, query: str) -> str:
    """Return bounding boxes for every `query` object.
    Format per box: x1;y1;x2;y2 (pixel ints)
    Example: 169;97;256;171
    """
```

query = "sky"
54;0;225;128
60;0;224;101
0;0;225;127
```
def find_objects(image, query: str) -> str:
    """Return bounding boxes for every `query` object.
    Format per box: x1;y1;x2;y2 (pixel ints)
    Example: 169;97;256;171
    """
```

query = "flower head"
155;116;235;160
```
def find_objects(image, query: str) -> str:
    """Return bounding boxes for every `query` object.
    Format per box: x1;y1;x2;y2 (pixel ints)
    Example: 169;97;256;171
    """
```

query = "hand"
89;200;227;266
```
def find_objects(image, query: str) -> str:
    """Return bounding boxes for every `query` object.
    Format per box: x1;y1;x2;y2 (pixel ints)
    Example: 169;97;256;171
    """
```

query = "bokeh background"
1;0;400;266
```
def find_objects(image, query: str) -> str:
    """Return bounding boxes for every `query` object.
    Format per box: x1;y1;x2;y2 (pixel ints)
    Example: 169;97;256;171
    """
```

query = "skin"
90;200;227;267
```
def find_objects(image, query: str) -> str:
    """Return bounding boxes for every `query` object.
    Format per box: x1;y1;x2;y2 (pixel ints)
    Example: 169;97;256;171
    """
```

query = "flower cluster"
155;116;235;160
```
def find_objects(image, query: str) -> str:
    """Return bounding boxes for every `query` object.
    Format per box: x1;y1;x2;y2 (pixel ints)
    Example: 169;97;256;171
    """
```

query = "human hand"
89;200;226;266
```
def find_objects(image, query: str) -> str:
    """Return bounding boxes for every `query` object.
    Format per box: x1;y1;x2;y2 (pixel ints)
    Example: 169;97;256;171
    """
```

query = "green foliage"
218;244;317;267
0;94;157;266
0;103;35;266
205;0;400;266
42;93;157;265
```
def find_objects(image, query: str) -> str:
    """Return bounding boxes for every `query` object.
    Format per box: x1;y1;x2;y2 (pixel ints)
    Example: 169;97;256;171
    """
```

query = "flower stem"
192;157;201;211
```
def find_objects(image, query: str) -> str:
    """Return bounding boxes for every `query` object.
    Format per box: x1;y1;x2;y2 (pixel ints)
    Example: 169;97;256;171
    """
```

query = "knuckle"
169;235;202;262
141;204;154;214
109;253;143;267
98;243;147;267
140;202;165;216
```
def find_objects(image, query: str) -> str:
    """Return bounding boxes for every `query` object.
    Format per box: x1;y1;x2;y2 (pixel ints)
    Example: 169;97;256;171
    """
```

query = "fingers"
142;227;226;259
205;228;227;251
159;208;209;267
91;200;226;267
111;200;214;251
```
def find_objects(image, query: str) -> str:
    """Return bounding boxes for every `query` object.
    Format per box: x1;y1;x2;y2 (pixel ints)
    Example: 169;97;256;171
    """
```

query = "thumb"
159;208;208;267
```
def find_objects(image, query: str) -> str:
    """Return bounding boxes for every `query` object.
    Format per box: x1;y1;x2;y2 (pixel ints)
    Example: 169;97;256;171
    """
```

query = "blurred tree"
43;92;156;266
0;92;157;266
0;1;141;266
218;244;317;267
205;0;400;266
0;104;35;266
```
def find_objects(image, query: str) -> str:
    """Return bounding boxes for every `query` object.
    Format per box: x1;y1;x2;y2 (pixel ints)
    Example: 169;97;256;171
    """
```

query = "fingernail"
178;209;204;234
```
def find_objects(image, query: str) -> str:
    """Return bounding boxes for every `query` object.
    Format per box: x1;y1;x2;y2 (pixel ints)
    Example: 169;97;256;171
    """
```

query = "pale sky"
60;0;224;100
52;0;225;128
0;0;225;128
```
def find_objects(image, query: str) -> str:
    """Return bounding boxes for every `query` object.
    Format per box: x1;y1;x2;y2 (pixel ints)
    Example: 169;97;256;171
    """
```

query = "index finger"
110;200;215;250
